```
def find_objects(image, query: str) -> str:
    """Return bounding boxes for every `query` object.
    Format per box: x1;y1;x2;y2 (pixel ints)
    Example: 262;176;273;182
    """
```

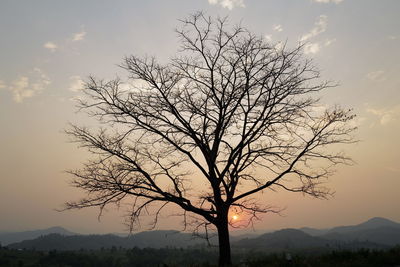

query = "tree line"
1;246;399;267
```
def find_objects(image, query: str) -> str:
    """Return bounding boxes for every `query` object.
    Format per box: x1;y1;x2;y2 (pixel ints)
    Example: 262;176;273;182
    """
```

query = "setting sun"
232;215;239;221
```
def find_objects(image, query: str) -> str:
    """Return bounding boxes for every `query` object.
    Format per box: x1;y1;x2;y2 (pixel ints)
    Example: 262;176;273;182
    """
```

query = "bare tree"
65;13;355;266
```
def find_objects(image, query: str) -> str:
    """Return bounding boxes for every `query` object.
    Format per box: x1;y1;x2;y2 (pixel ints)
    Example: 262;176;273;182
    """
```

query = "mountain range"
2;217;399;251
0;226;75;246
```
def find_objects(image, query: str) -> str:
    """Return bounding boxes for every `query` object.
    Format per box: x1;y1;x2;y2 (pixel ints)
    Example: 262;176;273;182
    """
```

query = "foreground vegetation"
1;246;400;267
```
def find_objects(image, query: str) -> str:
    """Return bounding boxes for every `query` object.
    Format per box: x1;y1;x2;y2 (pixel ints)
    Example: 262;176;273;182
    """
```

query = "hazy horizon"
1;0;399;235
1;216;398;236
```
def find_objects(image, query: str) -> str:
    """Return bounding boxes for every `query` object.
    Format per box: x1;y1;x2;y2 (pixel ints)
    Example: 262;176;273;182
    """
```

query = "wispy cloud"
0;80;6;89
10;76;30;102
43;29;86;54
324;38;336;46
312;0;344;3
300;15;328;42
300;15;329;55
68;76;84;92
304;38;336;54
304;43;320;54
366;70;386;82
7;68;51;103
72;30;86;42
273;24;283;32
207;0;245;10
43;42;58;52
366;105;400;126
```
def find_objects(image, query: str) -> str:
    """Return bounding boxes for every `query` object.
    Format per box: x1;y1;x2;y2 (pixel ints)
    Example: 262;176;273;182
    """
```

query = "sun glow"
232;215;239;221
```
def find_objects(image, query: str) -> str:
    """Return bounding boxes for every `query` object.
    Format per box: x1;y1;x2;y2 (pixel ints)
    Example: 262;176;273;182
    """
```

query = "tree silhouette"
65;13;355;266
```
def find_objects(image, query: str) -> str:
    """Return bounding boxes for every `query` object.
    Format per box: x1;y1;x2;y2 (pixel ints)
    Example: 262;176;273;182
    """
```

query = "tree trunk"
217;218;232;266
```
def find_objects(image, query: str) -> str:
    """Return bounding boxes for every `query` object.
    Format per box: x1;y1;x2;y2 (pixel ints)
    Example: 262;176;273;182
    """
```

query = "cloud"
304;43;320;54
207;0;245;10
300;15;328;42
304;38;335;54
43;42;58;52
366;70;386;82
312;0;344;3
7;68;51;103
300;15;330;55
366;105;400;126
324;38;336;46
265;35;273;42
273;24;283;32
72;30;86;42
274;42;284;52
0;80;6;89
10;76;30;102
69;76;84;92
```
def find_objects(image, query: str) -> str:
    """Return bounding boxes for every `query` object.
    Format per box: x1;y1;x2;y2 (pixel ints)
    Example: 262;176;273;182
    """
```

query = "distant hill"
7;230;212;251
0;226;76;246
124;230;215;248
322;226;400;246
233;228;329;251
299;227;330;236
4;217;400;251
7;233;118;251
326;217;400;235
299;217;400;237
231;217;400;251
316;217;400;246
232;228;390;252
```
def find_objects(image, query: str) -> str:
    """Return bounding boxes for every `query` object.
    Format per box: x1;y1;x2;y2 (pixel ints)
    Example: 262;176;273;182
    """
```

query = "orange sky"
0;0;399;234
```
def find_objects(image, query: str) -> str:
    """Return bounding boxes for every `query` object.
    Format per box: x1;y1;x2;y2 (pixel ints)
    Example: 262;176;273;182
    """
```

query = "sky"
0;0;399;234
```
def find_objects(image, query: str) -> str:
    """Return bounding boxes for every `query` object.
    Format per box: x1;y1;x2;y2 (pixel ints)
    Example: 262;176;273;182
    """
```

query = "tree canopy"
65;13;355;266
